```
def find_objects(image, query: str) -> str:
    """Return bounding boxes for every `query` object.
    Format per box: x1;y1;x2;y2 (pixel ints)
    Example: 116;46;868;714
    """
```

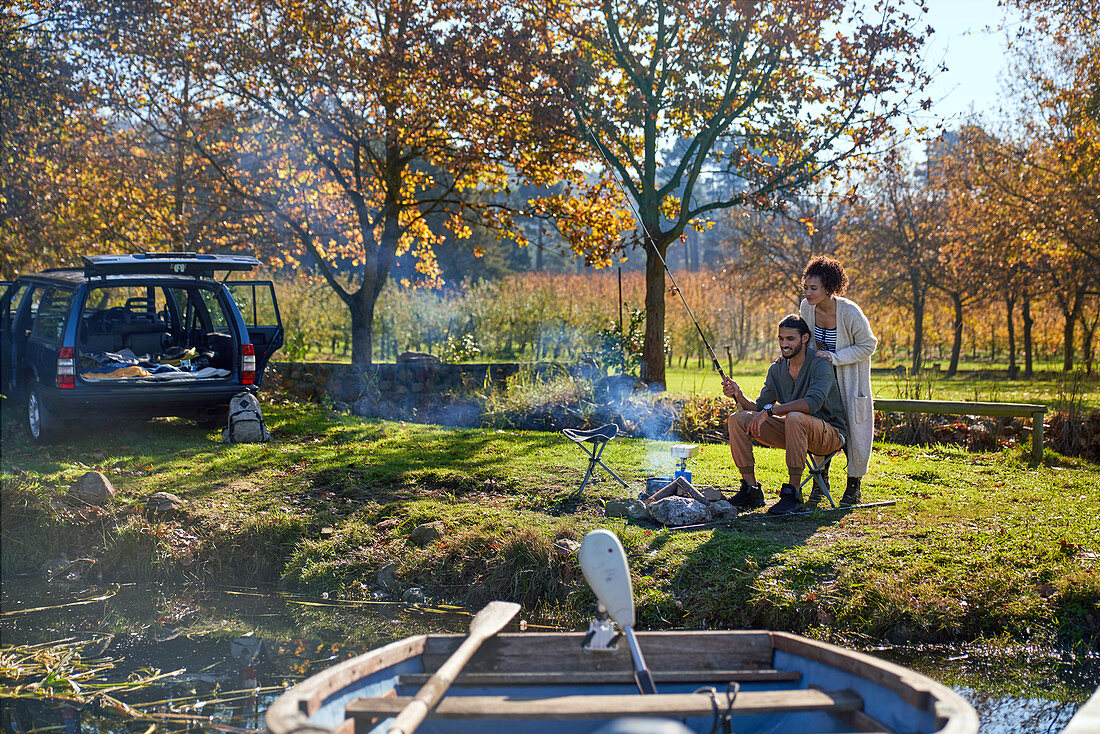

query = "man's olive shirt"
752;346;849;439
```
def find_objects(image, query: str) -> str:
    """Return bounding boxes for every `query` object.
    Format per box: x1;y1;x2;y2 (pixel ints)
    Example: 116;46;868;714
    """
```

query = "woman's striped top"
814;324;836;353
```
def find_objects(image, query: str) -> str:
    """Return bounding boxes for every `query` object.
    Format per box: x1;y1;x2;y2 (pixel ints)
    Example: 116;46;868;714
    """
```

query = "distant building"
919;130;962;181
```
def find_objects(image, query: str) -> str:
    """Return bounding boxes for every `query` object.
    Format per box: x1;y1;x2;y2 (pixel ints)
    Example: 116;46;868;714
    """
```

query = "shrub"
593;306;645;375
0;475;71;576
1047;409;1100;462
480;368;597;431
439;333;482;363
97;516;176;581
673;396;730;443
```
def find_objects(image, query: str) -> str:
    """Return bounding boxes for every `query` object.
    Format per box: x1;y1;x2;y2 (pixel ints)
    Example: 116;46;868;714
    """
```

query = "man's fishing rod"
577;117;729;383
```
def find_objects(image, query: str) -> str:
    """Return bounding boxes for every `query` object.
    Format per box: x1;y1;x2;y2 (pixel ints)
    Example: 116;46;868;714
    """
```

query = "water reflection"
1;581;474;733
871;642;1099;734
2;581;1096;733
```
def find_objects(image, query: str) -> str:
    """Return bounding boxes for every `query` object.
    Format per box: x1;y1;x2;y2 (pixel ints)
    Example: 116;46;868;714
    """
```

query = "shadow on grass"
658;511;846;630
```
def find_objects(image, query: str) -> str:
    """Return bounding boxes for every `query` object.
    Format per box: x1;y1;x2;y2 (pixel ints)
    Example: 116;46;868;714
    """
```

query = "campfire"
605;443;736;527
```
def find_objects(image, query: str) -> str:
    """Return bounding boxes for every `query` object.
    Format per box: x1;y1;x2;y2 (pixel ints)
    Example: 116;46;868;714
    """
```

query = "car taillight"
240;343;256;385
57;347;75;389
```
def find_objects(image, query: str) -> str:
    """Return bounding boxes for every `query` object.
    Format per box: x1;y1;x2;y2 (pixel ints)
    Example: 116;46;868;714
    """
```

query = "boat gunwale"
266;634;428;734
769;632;980;734
1061;685;1100;734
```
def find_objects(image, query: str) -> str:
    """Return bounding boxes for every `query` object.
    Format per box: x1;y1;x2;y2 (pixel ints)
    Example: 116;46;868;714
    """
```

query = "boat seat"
561;423;628;494
397;669;802;686
347;688;863;721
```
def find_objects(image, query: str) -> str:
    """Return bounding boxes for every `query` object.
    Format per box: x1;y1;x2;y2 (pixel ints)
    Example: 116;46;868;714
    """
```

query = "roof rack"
82;252;260;278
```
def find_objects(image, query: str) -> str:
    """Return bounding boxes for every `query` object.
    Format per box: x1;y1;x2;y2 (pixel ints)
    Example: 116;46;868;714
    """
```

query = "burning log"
643;476;708;504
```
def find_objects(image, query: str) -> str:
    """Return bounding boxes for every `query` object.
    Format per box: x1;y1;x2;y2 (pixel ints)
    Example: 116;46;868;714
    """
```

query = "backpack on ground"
222;392;270;443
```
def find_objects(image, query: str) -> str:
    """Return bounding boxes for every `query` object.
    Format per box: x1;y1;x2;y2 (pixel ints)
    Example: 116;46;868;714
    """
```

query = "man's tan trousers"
727;411;844;476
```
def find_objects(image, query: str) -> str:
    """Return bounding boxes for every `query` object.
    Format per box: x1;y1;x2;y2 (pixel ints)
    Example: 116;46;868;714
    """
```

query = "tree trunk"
1062;314;1076;371
1022;289;1034;377
947;292;963;377
349;291;375;365
1083;306;1099;376
347;139;403;366
910;274;925;373
1005;293;1018;379
642;239;668;386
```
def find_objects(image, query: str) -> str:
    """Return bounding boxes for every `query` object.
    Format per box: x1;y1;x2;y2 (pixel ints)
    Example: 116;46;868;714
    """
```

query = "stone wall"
267;360;523;415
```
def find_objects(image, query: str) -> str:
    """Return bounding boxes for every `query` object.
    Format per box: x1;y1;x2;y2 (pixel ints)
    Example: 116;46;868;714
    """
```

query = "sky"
913;0;1021;131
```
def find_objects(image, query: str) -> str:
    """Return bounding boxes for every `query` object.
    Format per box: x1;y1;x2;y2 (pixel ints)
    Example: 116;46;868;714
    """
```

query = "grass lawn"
2;397;1097;647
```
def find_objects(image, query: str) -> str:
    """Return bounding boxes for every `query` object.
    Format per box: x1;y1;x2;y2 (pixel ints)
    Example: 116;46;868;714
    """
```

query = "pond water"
1;580;1096;733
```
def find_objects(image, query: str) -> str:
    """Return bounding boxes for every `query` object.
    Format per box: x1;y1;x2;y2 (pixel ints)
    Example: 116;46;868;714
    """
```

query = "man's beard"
782;341;804;359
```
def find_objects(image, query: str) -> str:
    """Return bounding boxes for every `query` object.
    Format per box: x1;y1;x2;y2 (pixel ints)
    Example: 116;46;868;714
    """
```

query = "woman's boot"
840;476;861;506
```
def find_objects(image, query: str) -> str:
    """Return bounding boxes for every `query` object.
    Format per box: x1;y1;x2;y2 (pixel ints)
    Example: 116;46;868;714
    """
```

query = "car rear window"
31;288;74;346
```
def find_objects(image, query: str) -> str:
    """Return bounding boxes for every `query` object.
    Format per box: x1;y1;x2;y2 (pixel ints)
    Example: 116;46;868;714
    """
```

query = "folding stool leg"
575;442;599;494
590;439;628;488
801;453;837;509
570;438;628;494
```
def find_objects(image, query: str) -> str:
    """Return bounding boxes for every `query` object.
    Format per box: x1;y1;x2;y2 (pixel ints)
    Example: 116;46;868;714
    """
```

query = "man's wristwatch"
763;403;774;416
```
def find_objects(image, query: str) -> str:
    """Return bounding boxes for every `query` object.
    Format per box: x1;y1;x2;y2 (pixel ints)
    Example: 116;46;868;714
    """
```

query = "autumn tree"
1;5;103;275
924;130;999;377
955;124;1055;377
973;0;1100;370
3;2;269;275
78;0;589;366
557;0;930;385
959;150;1029;377
842;148;941;373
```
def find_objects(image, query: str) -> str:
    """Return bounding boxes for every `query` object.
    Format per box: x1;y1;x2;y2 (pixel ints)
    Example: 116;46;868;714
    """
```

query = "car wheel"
27;388;60;443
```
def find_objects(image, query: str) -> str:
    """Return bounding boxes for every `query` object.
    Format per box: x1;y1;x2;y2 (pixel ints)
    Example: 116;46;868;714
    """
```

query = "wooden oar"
387;600;520;734
578;529;658;695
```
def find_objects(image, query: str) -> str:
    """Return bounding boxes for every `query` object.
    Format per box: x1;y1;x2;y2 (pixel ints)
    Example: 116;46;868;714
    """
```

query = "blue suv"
1;253;283;441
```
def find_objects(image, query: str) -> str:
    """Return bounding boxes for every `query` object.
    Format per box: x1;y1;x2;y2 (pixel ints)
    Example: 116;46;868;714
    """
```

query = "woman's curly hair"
803;255;848;296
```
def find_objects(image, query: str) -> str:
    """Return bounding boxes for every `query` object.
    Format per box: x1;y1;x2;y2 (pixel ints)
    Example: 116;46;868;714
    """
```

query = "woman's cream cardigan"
800;296;877;477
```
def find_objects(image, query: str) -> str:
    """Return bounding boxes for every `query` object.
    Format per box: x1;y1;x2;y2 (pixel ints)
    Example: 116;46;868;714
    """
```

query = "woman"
799;255;877;506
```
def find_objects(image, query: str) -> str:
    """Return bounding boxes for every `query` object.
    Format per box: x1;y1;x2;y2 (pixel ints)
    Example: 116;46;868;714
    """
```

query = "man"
722;314;848;515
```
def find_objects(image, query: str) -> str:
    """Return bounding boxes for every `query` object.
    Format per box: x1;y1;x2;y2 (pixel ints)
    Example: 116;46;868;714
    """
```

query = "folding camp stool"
800;444;845;509
561;424;628;494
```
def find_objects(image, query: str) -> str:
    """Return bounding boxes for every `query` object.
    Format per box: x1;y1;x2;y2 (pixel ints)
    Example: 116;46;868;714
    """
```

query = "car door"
225;281;284;376
5;283;44;394
0;281;15;392
25;287;75;387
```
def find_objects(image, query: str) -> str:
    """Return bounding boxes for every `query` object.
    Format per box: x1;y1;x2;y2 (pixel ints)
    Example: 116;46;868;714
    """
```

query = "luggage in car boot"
223;392;270;443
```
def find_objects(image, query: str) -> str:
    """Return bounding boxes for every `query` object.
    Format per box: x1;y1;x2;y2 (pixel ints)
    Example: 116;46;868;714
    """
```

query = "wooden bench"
874;399;1048;467
346;688;862;721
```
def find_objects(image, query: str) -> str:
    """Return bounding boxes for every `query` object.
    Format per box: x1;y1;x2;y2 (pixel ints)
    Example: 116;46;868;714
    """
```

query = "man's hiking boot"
767;484;807;515
730;479;765;509
840;477;862;507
